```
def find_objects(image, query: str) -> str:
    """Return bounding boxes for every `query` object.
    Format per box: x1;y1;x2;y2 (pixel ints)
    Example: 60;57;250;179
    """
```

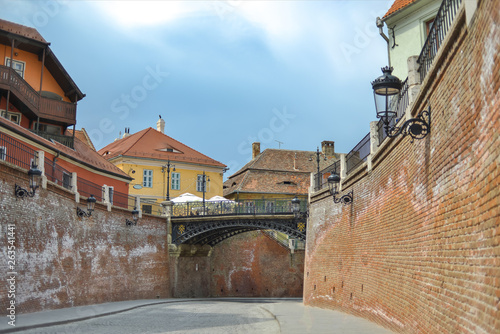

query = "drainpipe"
376;17;391;67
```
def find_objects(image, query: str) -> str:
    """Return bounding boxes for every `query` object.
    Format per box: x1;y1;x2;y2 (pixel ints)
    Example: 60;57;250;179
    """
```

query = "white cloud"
90;0;206;27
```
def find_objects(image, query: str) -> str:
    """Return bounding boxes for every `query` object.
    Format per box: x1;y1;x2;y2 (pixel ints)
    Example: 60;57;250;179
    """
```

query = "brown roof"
0;19;85;102
0;117;130;180
0;19;47;43
383;0;419;19
65;128;96;151
98;128;226;168
224;148;338;197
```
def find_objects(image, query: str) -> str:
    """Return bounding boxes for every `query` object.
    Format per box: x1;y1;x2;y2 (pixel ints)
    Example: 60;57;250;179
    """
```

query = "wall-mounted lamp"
327;174;353;205
77;195;96;218
126;208;140;226
372;66;430;141
15;162;42;199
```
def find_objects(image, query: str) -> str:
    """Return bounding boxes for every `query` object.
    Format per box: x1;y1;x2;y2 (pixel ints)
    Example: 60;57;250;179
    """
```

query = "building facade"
99;118;227;214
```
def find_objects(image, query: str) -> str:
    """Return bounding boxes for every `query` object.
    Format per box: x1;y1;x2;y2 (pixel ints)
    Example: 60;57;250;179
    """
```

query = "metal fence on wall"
346;133;371;175
0;131;37;170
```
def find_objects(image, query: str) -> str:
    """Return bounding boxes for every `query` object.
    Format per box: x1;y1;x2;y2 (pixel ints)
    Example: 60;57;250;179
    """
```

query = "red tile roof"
223;149;338;197
98;128;226;168
66;128;96;151
0;117;130;180
383;0;419;19
0;19;47;43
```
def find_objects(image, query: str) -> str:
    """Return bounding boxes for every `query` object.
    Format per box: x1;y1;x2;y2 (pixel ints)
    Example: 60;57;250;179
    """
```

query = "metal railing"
44;157;73;190
172;198;308;218
313;160;341;191
113;191;137;210
77;178;103;202
29;130;74;149
417;0;463;82
346;132;371;174
0;130;38;170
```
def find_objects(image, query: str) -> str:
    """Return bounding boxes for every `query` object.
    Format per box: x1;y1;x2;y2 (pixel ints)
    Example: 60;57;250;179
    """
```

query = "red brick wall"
304;2;499;333
0;161;170;314
171;231;304;298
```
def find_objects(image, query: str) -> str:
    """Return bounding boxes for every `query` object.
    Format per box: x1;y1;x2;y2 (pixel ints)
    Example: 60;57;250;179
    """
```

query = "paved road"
7;299;393;334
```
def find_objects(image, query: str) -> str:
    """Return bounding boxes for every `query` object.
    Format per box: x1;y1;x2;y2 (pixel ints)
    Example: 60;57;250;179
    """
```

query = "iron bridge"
171;198;307;247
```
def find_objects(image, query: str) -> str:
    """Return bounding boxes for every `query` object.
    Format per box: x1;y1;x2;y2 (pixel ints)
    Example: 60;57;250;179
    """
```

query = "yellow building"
99;118;226;214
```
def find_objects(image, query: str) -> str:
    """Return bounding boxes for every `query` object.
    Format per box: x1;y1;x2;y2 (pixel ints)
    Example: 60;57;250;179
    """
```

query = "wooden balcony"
0;65;76;125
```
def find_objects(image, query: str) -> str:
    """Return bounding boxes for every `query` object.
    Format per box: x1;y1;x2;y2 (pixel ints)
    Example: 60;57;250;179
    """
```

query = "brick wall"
171;231;304;298
304;1;499;333
0;161;170;314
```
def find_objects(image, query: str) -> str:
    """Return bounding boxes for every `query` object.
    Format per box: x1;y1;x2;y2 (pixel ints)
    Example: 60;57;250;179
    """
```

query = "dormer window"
279;181;297;186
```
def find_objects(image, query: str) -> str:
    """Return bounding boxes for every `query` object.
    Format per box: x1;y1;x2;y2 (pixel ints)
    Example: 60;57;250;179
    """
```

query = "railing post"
339;153;347;191
135;196;142;218
72;172;79;203
36;150;48;189
102;184;111;211
368;122;380;172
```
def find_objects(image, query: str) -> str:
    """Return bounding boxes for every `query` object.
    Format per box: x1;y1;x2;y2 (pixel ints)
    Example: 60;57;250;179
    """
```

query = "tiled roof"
223;148;338;197
383;0;419;19
0;19;47;43
98;128;226;168
0;117;131;180
65;128;96;151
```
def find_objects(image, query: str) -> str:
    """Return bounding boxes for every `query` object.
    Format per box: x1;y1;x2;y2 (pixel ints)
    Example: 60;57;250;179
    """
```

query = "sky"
1;0;394;176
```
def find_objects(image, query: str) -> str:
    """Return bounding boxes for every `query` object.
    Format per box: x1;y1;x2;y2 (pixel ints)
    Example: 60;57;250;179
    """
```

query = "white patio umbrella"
208;195;235;202
171;193;203;203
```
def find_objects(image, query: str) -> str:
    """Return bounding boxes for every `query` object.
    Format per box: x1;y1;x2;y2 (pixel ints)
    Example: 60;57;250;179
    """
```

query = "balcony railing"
417;0;463;82
0;65;76;125
29;130;74;149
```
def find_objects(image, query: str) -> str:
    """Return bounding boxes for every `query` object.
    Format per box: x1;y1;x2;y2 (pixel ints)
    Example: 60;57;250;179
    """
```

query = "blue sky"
1;0;394;175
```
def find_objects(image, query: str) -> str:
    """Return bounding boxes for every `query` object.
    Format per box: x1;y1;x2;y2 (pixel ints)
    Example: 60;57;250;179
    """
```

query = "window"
143;169;153;188
0;146;6;160
197;174;203;192
171;172;180;190
62;172;72;190
196;174;210;192
142;204;152;214
1;110;21;125
425;18;435;36
5;58;25;78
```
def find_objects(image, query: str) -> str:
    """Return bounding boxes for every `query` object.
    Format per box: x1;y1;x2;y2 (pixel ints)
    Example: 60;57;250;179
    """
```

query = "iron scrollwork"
384;106;431;142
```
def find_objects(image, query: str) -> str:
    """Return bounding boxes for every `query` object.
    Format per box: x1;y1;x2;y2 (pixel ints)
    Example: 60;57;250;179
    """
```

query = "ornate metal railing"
44;157;73;190
172;198;308;218
346;132;371;174
417;0;463;81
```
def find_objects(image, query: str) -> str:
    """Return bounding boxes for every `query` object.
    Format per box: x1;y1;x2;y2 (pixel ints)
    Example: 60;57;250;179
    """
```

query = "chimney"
157;117;165;133
321;141;335;156
122;127;131;138
252;142;260;159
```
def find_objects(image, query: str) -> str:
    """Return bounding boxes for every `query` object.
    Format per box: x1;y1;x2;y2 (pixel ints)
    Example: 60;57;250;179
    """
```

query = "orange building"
0;19;131;205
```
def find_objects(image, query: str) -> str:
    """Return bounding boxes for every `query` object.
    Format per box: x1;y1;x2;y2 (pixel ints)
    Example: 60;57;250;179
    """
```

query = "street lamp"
372;66;430;141
309;147;327;191
14;161;42;199
77;195;97;218
162;160;176;201
126;207;140;226
202;171;210;214
327;173;353;205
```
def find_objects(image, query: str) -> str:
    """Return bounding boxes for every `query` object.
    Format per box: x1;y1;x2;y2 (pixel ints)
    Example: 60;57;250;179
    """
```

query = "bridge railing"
172;198;307;217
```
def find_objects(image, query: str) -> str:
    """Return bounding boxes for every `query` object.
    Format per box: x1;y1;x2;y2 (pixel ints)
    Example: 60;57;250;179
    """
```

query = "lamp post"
77;194;97;218
372;66;430;141
309;147;327;191
327;173;353;205
202;171;210;214
14;161;42;198
162;160;175;201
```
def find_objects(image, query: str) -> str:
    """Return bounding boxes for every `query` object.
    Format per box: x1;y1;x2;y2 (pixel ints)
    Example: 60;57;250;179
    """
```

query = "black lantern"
372;66;430;141
15;162;42;198
327;173;353;205
77;194;96;218
126;207;140;226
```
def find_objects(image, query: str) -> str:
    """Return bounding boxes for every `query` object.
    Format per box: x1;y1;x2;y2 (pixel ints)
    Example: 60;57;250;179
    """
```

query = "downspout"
376;17;391;67
38;47;45;135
